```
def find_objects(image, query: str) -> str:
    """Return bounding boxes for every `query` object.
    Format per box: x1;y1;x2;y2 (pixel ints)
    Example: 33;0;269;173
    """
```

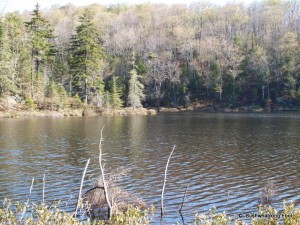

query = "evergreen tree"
94;76;105;107
45;79;68;109
25;4;56;99
0;19;15;95
128;67;145;109
69;9;105;105
110;76;123;109
279;32;299;103
0;13;31;96
247;46;270;102
45;79;59;99
211;61;222;100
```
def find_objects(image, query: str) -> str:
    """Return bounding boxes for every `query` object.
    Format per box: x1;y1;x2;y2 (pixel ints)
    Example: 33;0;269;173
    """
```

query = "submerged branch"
179;183;190;213
161;145;175;217
99;125;112;219
74;158;90;217
20;177;34;222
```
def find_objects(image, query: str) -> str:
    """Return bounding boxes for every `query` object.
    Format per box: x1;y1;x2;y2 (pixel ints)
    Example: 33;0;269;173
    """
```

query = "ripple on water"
1;113;300;223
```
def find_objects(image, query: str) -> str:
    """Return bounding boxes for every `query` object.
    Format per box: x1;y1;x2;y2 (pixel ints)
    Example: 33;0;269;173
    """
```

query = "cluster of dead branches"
259;181;276;204
84;168;146;219
74;126;185;222
74;126;145;220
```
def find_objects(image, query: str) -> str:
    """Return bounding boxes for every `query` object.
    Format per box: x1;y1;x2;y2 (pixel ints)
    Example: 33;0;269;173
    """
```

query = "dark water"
1;112;300;224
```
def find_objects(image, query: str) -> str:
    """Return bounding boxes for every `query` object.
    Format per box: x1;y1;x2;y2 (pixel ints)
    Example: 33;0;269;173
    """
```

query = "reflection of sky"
1;0;256;13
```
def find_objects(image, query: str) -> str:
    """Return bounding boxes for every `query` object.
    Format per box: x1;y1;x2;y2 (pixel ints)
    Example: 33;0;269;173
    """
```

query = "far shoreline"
0;107;157;119
1;104;300;119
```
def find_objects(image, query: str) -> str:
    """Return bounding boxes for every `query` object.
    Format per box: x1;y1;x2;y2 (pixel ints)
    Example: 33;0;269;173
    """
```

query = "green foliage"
68;93;83;109
0;22;3;46
0;199;153;225
110;76;123;109
0;199;95;225
2;200;300;225
128;67;145;109
135;57;147;75
252;88;258;102
223;75;236;102
110;205;154;224
69;9;105;102
46;80;59;99
45;80;68;109
282;75;296;101
0;14;29;96
57;84;68;109
282;200;300;224
74;93;82;104
296;89;300;106
92;77;106;107
25;4;56;99
25;96;36;110
1;2;300;109
211;61;222;99
195;207;235;225
25;4;56;66
194;201;300;225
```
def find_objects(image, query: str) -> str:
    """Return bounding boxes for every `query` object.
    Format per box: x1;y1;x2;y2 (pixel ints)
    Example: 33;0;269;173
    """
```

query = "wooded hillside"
0;0;299;110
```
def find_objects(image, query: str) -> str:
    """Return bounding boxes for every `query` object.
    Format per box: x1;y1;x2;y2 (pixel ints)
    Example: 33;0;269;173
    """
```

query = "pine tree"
94;76;105;107
0;19;15;95
211;61;222;100
25;4;56;99
0;13;31;96
110;76;123;109
69;9;105;105
128;67;145;109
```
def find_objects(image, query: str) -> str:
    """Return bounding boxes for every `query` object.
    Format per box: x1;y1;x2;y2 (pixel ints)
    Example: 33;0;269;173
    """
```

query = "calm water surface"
0;112;300;224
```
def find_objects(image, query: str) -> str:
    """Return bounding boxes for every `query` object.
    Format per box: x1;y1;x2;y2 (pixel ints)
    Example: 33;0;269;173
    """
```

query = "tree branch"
179;183;189;213
74;158;90;217
99;125;112;219
161;145;175;217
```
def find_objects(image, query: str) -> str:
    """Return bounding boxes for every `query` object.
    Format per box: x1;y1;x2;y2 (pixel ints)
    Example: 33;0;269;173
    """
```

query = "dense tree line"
0;1;300;110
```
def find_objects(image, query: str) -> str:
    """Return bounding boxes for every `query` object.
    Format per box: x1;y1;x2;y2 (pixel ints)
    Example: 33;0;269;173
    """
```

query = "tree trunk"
219;73;223;101
172;83;176;107
85;78;88;105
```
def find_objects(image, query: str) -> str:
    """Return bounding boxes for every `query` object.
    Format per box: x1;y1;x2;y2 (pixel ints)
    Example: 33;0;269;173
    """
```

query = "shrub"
0;199;153;225
2;199;300;225
24;96;36;110
194;201;300;225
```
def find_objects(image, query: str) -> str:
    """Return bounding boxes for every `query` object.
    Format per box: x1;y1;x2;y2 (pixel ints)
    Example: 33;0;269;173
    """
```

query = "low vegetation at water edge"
1;199;300;224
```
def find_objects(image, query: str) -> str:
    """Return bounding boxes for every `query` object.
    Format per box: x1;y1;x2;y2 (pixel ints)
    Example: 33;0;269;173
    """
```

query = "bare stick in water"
161;145;175;217
42;174;45;204
179;183;190;213
74;158;90;217
99;125;112;219
20;177;34;222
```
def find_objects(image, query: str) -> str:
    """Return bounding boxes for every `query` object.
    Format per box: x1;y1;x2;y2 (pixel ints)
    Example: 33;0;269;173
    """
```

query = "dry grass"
100;108;157;116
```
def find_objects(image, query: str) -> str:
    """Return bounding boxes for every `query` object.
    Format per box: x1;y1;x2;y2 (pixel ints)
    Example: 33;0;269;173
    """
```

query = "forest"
0;0;299;111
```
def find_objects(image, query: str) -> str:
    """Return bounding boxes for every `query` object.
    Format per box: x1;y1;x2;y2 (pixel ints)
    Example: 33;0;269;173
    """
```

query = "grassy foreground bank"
1;199;300;224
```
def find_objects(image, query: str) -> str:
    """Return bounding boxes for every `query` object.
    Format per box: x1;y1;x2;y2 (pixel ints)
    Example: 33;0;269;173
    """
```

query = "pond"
0;112;300;224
